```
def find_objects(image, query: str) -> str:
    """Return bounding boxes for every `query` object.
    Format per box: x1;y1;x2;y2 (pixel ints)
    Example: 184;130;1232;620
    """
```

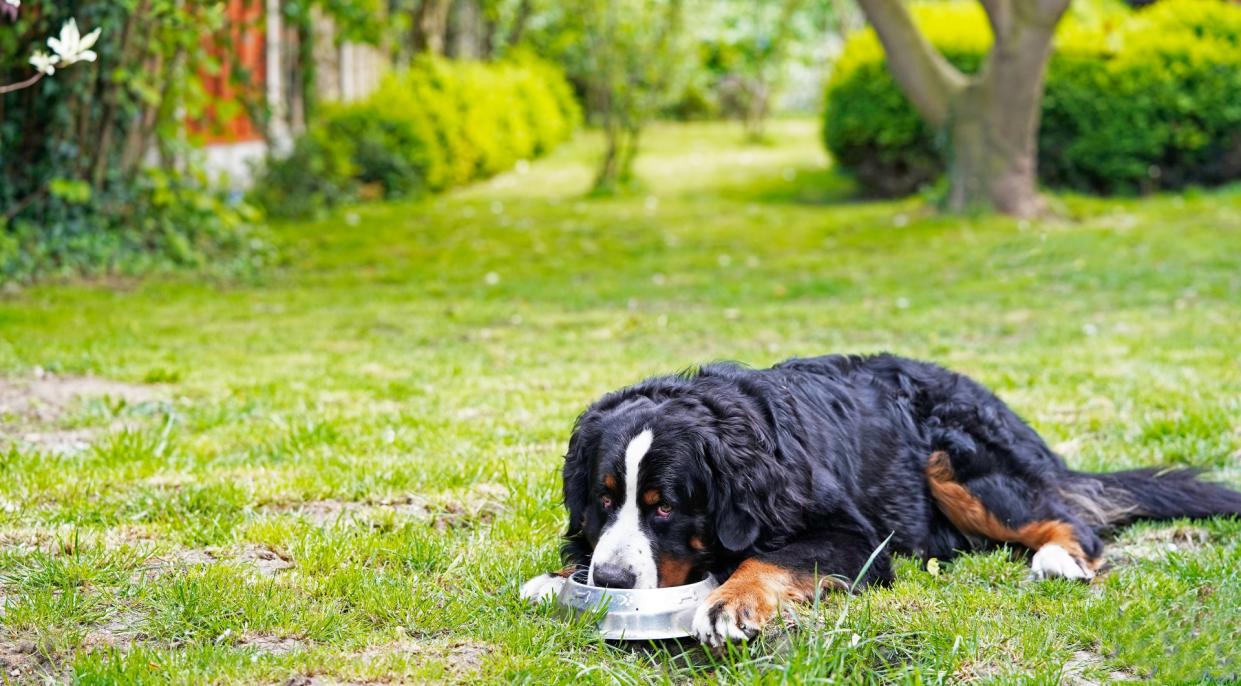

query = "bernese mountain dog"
521;354;1241;648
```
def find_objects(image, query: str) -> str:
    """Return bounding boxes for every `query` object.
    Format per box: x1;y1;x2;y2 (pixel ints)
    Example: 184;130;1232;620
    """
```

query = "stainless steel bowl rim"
557;570;717;641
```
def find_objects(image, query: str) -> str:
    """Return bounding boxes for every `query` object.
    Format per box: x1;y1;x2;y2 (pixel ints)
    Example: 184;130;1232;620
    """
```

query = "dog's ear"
559;410;600;563
714;485;761;551
704;416;779;550
689;387;814;553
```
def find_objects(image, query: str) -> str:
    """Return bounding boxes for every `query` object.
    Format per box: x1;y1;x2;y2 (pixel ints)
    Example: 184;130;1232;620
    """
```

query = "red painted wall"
193;0;266;144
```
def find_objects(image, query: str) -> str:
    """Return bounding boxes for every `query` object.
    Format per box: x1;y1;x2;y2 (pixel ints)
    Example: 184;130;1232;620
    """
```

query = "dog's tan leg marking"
690;559;843;647
925;451;1100;576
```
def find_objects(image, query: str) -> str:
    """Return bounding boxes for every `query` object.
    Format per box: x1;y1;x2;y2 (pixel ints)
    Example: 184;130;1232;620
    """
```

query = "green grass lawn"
1;119;1239;684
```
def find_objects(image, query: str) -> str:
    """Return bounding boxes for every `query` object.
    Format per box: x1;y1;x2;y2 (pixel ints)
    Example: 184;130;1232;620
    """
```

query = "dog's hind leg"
925;452;1104;580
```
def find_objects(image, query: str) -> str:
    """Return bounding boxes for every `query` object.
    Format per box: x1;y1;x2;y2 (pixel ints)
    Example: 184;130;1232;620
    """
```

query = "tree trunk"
945;4;1062;215
594;127;622;192
618;125;641;183
448;0;484;59
944;79;1042;215
413;0;451;55
855;0;1069;217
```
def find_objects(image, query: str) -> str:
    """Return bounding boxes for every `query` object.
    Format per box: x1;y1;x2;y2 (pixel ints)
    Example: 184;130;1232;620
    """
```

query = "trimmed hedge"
255;54;581;217
823;0;1241;196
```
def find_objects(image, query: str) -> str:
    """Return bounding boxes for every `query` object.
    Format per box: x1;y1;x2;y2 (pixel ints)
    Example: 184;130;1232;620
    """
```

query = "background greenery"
1;121;1238;683
253;54;580;217
6;0;1239;278
823;0;1241;196
0;1;268;281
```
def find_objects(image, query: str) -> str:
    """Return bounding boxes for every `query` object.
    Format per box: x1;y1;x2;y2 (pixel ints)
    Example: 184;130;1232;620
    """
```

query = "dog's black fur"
558;353;1241;597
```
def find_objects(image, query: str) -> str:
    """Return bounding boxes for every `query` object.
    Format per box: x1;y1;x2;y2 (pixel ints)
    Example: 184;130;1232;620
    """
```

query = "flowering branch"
1;15;102;94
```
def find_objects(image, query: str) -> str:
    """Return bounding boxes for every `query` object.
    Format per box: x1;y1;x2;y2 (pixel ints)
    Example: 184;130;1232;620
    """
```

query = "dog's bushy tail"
1061;467;1241;530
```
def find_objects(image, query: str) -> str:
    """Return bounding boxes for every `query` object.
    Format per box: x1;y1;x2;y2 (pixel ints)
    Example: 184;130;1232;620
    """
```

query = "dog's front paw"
520;573;567;604
685;588;769;645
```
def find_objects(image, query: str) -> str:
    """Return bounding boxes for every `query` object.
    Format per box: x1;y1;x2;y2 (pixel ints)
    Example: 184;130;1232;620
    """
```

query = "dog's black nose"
592;563;636;589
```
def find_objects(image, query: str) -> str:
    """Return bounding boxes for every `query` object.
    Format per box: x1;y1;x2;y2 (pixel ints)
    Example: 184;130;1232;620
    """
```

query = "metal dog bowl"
557;570;718;641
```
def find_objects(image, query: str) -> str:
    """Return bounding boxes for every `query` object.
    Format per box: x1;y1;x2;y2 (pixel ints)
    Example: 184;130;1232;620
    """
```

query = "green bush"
256;56;581;217
249;129;358;218
823;0;1241;196
2;168;267;280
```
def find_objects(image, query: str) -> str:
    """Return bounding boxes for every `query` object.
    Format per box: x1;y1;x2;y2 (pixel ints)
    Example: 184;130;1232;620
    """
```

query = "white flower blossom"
3;0;20;8
48;19;101;67
29;51;58;76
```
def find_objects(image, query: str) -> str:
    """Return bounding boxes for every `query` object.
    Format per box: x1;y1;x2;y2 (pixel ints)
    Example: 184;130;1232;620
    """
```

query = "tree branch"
978;0;1011;41
855;0;966;127
0;72;44;95
1016;0;1071;29
506;0;533;48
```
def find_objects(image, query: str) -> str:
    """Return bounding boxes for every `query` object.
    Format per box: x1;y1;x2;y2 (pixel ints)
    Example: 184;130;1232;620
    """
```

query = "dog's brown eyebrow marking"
658;556;695;587
642;489;661;506
603;474;617;491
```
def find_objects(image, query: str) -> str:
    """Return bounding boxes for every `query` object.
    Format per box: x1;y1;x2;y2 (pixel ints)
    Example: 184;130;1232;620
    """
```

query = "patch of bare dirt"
6;427;99;455
240;633;306;655
952;642;1034;683
1060;649;1141;685
271;497;430;528
0;638;53;685
265;483;510;532
82;610;146;650
0;523;98;556
102;524;163;550
0;371;161;455
283;677;385;686
424;483;510;531
138;544;293;578
955;659;1006;683
1108;525;1211;563
358;638;492;676
1;611;146;683
275;639;492;686
0;372;157;422
236;544;295;576
0;640;42;679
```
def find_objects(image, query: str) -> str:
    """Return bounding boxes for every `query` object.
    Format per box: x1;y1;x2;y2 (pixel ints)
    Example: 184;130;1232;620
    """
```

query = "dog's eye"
656;503;672;517
600;495;612;509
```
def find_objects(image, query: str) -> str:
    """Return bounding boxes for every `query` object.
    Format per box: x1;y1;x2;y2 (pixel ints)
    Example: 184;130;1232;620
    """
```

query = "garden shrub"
823;0;1241;196
256;55;580;217
248;128;358;218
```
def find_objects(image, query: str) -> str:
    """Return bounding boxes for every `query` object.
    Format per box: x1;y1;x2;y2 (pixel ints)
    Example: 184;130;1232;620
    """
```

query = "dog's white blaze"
589;429;658;588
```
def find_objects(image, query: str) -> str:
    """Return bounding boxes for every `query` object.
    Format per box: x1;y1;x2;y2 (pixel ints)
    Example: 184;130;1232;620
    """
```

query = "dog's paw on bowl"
520;573;568;604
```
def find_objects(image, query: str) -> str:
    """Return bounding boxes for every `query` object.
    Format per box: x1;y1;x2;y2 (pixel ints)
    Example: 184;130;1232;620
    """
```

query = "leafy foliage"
823;0;1241;196
252;55;580;217
0;1;268;281
563;0;692;192
687;0;849;137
